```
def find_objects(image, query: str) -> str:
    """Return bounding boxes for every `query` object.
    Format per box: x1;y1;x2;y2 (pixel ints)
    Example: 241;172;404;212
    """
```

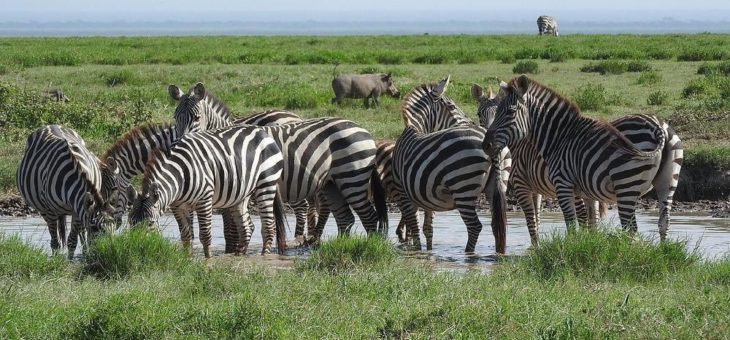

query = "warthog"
331;66;400;108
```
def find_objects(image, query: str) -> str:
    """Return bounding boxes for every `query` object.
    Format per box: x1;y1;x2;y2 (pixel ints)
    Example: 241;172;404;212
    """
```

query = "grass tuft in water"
81;228;192;279
0;233;67;279
517;227;698;282
299;235;397;273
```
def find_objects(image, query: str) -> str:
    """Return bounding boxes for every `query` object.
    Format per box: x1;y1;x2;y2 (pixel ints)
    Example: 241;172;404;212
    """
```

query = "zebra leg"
456;204;482;254
290;200;308;240
43;215;61;252
615;192;640;234
195;202;214;259
398;199;421;250
555;184;579;232
67;218;82;260
423;210;434;251
575;198;589;227
172;208;194;254
56;216;67;249
311;192;331;240
237;198;254;254
515;188;538;247
221;209;239;254
655;186;674;241
306;196;319;238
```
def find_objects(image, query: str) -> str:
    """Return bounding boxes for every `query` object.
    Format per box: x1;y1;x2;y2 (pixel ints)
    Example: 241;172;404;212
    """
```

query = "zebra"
374;141;434;244
128;124;287;257
169;83;388;242
537;15;559;36
393;76;509;253
483;75;669;237
17;125;116;259
100;110;311;253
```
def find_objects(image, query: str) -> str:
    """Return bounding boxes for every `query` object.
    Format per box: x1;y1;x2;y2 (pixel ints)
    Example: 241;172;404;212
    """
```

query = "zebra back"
233;110;301;126
17;125;114;231
401;76;473;134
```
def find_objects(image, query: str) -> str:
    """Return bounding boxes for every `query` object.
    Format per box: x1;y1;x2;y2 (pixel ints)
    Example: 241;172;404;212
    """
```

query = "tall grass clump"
677;49;729;62
102;69;140;87
81;228;192;280
512;60;539;74
647;90;669;105
636;70;662;85
572;84;607;111
0;233;67;279
580;60;651;75
518;228;698;282
299;235;396;273
697;61;730;76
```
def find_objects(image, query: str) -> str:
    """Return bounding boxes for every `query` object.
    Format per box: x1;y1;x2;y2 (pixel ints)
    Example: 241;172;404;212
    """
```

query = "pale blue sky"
4;0;730;22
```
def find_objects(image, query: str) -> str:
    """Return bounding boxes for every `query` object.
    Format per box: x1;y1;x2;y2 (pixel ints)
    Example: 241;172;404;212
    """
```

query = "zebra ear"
149;181;161;200
471;84;484;101
514;75;530;99
105;157;118;174
193;82;206;99
84;192;96;211
487;86;495;100
432;75;451;98
126;186;138;204
168;85;183;101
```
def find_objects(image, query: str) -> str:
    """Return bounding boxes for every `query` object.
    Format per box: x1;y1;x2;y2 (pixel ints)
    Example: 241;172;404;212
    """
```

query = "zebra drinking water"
17;125;116;259
483;75;669;236
128;124;287;257
393;76;509;253
169;83;388;242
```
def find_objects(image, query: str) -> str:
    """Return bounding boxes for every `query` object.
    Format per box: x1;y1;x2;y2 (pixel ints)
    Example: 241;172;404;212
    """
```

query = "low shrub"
81;228;192;280
512;60;539;74
572;84;607;111
697;61;730;76
0;233;67;279
518;228;698;282
499;54;516;64
580;60;651;75
299;235;396;273
647;90;669;105
102;69;141;87
636;70;662;85
677;49;729;62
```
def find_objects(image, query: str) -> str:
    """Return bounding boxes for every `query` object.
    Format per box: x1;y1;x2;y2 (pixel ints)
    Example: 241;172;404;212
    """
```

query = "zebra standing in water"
393;76;509;253
374;141;434;243
169;83;388;242
17;125;116;258
128;124;287;257
537;15;559;36
483;75;668;236
474;82;682;244
101;110;309;253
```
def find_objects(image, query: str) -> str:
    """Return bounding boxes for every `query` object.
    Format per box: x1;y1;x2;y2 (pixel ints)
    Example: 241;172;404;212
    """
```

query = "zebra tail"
487;166;508;255
370;170;389;232
273;188;287;255
614;123;667;159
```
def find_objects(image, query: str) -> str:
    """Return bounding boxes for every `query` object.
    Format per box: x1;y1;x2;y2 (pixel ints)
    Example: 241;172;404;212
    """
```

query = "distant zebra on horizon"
169;83;388;243
475;82;682;244
17;125;116;258
393;76;509;253
102;110;307;253
537;15;559;36
483;75;671;237
128;124;288;257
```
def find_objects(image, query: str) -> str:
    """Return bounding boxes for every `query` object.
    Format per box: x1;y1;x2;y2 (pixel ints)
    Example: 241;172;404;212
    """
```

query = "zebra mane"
66;141;105;207
102;123;175;161
202;91;231;121
400;82;470;129
515;77;654;155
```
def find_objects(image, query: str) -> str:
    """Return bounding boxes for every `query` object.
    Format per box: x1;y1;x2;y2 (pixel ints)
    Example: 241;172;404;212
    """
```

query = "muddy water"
1;211;729;271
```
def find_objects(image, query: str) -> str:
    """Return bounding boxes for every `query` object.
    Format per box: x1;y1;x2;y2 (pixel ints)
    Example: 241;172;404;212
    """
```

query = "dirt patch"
0;194;35;217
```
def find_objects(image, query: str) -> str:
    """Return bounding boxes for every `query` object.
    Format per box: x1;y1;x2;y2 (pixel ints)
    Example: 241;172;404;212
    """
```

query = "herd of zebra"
17;73;683;259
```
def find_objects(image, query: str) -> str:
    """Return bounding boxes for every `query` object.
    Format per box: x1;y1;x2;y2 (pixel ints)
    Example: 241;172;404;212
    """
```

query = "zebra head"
169;82;226;140
82;192;117;238
100;157;126;225
473;79;509;129
128;180;163;229
483;75;531;159
401;75;470;133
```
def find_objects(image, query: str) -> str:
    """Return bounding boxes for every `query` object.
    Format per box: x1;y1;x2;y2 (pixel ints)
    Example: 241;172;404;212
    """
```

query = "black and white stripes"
537;15;559;36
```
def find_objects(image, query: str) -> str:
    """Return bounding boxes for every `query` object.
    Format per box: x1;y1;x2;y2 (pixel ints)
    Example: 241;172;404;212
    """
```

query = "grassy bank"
1;229;729;338
0;35;729;196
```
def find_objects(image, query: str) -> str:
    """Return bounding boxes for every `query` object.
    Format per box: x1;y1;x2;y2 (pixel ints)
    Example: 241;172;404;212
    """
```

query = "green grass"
298;235;396;273
81;228;192;280
512;60;540;74
0;35;728;195
580;60;652;75
1;230;729;338
0;233;67;279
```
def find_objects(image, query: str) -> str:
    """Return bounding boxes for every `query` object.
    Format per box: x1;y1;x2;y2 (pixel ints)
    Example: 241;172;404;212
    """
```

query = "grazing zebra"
374;141;434;243
17;125;116;258
101;110;309;253
393;76;509;253
537;15;559;36
128;124;287;256
483;75;668;237
169;83;388;242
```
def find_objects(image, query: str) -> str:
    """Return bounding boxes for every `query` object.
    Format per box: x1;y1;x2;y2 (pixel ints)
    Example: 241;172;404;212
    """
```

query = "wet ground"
2;209;728;272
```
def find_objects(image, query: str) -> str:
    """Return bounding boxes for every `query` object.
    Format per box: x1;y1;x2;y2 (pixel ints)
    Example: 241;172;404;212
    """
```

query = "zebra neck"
203;96;232;130
527;95;583;159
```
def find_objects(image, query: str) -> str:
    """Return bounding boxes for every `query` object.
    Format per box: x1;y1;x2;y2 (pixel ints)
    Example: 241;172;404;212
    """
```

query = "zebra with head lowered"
474;81;682;244
483;75;671;237
17;125;116;258
393;76;509;253
128;124;287;257
101;109;306;253
169;83;388;242
537;15;559;36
